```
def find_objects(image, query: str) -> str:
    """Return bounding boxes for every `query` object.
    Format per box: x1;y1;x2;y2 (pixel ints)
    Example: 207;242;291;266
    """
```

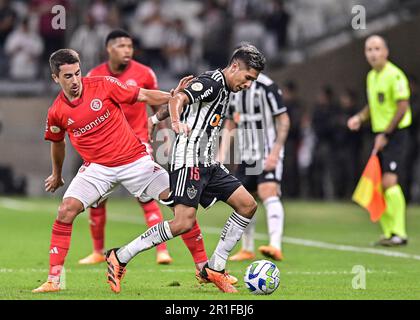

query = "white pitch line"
1;199;420;262
0;268;395;275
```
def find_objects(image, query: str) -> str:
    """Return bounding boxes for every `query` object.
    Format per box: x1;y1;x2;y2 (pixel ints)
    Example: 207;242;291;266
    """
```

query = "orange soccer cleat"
156;250;173;265
228;249;256;262
195;269;238;285
198;264;238;293
32;281;60;293
106;248;127;293
258;245;283;261
78;251;106;265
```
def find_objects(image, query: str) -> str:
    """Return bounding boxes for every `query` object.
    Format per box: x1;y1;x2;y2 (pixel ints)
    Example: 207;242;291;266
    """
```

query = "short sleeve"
392;71;410;101
103;76;140;105
145;67;159;90
182;77;223;104
44;108;65;142
265;83;287;116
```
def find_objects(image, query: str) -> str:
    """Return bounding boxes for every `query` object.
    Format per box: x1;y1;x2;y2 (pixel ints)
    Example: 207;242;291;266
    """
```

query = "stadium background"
1;0;420;202
1;0;420;300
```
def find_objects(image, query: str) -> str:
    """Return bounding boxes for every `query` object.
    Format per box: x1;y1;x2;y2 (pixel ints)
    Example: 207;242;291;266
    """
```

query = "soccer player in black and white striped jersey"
220;73;290;262
108;44;266;293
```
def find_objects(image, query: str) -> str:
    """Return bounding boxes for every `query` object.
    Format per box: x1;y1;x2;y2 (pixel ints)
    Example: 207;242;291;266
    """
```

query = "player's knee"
239;198;257;218
57;198;83;223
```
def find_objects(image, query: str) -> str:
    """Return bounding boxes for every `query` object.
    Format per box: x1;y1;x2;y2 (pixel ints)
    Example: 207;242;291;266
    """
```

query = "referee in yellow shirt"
348;35;411;246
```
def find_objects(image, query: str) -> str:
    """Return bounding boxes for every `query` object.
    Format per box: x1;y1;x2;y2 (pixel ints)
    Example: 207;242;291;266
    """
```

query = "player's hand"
172;121;191;137
347;115;362;131
371;133;388;156
173;75;194;96
45;174;64;193
148;117;156;142
264;153;279;172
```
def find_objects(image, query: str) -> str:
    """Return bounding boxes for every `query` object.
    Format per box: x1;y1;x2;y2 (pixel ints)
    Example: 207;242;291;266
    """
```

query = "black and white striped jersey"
228;73;287;162
170;69;231;171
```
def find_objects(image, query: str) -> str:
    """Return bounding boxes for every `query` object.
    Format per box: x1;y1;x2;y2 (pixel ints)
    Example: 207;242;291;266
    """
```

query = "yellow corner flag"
352;155;386;222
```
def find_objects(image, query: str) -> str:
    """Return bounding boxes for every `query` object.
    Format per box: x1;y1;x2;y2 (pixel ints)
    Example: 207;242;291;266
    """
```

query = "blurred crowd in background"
1;0;420;202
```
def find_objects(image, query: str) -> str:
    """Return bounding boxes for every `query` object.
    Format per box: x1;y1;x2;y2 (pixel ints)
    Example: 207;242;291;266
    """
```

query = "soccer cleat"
374;234;408;247
32;281;60;293
228;249;256;261
78;251;106;265
258;245;283;261
156;250;173;265
106;248;127;293
195;269;238;285
199;264;238;293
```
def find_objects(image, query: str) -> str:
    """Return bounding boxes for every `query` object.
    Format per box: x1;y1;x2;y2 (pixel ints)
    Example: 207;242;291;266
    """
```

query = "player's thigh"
64;163;118;211
119;156;170;201
170;167;207;210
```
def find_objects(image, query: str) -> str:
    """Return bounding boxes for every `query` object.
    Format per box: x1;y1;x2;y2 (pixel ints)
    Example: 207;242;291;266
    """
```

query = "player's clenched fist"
45;174;64;193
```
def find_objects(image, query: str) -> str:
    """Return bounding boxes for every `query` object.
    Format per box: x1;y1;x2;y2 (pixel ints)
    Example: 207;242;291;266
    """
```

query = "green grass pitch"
1;196;420;300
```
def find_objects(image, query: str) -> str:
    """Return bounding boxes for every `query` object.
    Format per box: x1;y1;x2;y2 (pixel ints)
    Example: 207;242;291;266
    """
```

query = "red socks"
89;206;106;252
49;220;72;279
181;220;208;264
140;200;167;251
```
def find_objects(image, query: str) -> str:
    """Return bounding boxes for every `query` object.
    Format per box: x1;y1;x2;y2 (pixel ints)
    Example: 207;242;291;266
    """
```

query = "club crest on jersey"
90;99;103;111
126;79;137;87
187;185;198;199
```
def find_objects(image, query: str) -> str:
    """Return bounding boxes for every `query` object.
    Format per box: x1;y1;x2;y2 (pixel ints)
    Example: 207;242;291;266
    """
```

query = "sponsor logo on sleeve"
50;126;61;133
191;82;203;92
126;79;138;87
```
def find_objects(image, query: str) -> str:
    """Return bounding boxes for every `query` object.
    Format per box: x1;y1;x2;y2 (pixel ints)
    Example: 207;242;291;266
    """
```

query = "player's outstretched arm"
137;75;194;105
217;119;237;164
45;140;65;193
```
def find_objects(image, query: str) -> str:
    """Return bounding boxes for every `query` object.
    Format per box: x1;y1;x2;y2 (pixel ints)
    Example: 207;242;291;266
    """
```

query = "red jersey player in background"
79;30;172;265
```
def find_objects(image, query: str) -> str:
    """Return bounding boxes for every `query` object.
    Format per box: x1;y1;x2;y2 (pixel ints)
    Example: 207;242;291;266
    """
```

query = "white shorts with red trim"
63;155;169;210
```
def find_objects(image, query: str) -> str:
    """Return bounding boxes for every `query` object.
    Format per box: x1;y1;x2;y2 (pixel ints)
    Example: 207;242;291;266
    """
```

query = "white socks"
264;196;284;250
209;212;251;271
241;215;257;252
117;221;173;264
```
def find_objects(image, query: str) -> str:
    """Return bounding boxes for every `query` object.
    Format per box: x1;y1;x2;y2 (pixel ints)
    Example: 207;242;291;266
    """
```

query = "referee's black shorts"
169;164;242;209
378;128;409;176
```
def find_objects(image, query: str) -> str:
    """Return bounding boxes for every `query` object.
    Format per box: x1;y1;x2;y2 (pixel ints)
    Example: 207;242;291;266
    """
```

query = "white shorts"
63;155;169;210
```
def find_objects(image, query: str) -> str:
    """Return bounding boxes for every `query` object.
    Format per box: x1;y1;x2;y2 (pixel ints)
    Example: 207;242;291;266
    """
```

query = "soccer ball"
244;260;280;295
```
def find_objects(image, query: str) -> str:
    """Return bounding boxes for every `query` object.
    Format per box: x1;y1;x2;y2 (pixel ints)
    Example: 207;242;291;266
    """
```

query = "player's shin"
116;221;173;263
209;212;251;271
89;206;106;253
141;200;168;252
264;196;285;249
49;220;73;283
180;220;208;269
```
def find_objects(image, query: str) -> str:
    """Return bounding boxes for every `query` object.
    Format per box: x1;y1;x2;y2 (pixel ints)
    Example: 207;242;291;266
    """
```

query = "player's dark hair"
229;43;266;72
105;29;132;46
49;49;80;75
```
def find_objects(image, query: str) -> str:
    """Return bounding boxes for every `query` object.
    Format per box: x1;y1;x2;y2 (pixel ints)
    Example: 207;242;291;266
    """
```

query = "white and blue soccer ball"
244;260;280;295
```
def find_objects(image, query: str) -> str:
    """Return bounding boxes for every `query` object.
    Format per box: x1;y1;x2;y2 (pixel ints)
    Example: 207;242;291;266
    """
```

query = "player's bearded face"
230;64;259;92
108;37;134;68
54;63;82;98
